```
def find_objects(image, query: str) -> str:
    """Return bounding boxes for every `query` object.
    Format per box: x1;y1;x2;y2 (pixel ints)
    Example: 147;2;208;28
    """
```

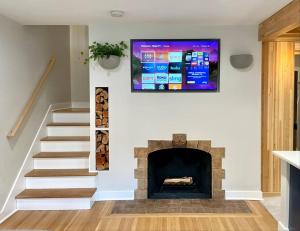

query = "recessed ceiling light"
110;10;125;17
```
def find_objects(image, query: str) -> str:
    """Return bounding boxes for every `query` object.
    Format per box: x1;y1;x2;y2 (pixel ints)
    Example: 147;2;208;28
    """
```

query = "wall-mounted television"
131;39;220;92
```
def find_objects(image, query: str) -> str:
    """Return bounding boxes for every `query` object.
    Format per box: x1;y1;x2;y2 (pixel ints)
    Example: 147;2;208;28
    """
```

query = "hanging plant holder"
98;55;121;70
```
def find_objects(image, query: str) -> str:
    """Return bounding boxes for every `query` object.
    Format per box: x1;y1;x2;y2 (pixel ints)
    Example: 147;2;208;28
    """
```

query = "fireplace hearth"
134;134;225;200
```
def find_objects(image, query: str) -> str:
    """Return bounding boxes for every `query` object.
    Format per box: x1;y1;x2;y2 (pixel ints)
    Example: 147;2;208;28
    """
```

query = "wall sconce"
230;54;253;69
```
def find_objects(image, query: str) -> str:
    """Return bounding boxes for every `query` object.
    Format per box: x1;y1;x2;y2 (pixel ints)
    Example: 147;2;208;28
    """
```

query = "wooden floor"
0;201;277;231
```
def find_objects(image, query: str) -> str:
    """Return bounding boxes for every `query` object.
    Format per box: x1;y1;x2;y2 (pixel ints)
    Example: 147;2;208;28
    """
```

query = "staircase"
15;108;97;210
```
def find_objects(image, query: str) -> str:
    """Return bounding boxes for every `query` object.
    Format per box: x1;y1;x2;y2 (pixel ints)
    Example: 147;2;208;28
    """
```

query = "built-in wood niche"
134;134;225;200
95;87;109;171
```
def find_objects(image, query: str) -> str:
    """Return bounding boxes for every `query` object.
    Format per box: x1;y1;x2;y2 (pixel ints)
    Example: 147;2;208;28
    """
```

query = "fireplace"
148;148;212;199
134;134;225;200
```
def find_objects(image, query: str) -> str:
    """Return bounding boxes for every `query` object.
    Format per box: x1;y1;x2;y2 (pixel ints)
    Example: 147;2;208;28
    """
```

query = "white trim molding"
225;190;263;200
278;221;289;231
95;190;134;201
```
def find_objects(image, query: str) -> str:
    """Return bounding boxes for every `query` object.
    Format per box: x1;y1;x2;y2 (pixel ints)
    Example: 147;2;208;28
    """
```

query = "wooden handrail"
7;58;56;138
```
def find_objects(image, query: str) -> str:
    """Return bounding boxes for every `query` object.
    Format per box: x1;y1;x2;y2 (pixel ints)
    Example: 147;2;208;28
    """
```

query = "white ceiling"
0;0;292;25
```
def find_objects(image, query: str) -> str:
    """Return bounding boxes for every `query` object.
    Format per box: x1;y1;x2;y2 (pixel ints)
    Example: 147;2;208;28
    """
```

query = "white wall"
0;15;71;209
89;23;261;197
70;25;89;102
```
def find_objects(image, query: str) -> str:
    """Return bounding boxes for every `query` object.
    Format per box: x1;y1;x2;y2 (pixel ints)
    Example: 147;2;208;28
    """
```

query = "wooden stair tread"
25;169;97;177
33;152;90;158
47;122;90;127
16;188;97;199
52;108;89;113
40;136;90;141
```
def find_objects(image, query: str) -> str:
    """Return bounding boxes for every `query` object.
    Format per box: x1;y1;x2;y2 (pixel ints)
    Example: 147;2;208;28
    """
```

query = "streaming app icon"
168;52;183;62
142;63;155;73
155;63;169;73
169;73;182;84
155;52;168;62
142;73;155;84
185;54;192;62
155;84;169;90
141;51;155;62
169;84;182;90
169;62;182;73
192;52;198;57
155;73;168;84
142;84;155;90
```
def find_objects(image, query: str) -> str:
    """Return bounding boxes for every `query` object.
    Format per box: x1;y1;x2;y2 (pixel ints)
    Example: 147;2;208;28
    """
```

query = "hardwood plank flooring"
0;201;277;231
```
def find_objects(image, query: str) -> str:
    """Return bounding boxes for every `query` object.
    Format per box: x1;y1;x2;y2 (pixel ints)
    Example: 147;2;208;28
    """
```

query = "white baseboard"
95;190;134;201
0;102;71;224
0;209;17;224
278;221;289;231
225;190;263;200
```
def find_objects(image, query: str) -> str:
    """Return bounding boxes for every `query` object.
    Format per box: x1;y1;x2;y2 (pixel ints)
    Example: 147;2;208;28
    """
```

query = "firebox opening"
148;148;212;199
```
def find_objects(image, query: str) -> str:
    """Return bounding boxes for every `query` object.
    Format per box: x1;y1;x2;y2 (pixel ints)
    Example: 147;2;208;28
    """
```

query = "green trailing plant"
84;41;128;64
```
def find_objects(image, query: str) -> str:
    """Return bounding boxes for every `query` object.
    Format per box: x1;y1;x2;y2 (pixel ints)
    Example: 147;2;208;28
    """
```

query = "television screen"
131;39;220;92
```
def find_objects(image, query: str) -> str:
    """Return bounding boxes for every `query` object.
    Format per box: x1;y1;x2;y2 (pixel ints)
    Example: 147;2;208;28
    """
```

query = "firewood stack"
96;130;109;170
95;87;109;171
95;87;108;128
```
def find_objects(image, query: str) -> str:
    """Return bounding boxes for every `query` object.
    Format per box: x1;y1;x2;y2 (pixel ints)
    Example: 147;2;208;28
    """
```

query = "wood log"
96;95;101;103
96;88;103;95
99;144;106;153
102;135;109;144
103;102;108;110
96;119;102;127
102;118;108;126
102;90;108;99
103;111;108;118
163;177;193;185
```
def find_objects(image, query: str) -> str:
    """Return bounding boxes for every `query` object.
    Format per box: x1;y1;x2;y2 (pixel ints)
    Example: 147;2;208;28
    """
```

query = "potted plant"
84;41;128;70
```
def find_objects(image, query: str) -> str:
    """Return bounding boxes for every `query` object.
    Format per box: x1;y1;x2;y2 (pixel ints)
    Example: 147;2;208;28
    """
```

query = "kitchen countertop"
273;151;300;170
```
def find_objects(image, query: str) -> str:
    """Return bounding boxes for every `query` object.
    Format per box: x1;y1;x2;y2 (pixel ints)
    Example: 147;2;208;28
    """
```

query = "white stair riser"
47;126;89;136
17;198;94;210
52;113;89;123
41;141;90;152
26;176;96;189
34;158;89;169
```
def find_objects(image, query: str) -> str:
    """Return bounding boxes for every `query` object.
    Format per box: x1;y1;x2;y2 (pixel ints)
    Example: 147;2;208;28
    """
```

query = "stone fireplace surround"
134;134;225;200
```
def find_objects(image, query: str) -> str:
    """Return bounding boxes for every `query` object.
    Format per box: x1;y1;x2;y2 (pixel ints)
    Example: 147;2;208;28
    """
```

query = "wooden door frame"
259;0;300;195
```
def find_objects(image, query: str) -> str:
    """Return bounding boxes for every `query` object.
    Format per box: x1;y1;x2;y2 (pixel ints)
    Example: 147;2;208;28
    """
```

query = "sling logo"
169;74;182;84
